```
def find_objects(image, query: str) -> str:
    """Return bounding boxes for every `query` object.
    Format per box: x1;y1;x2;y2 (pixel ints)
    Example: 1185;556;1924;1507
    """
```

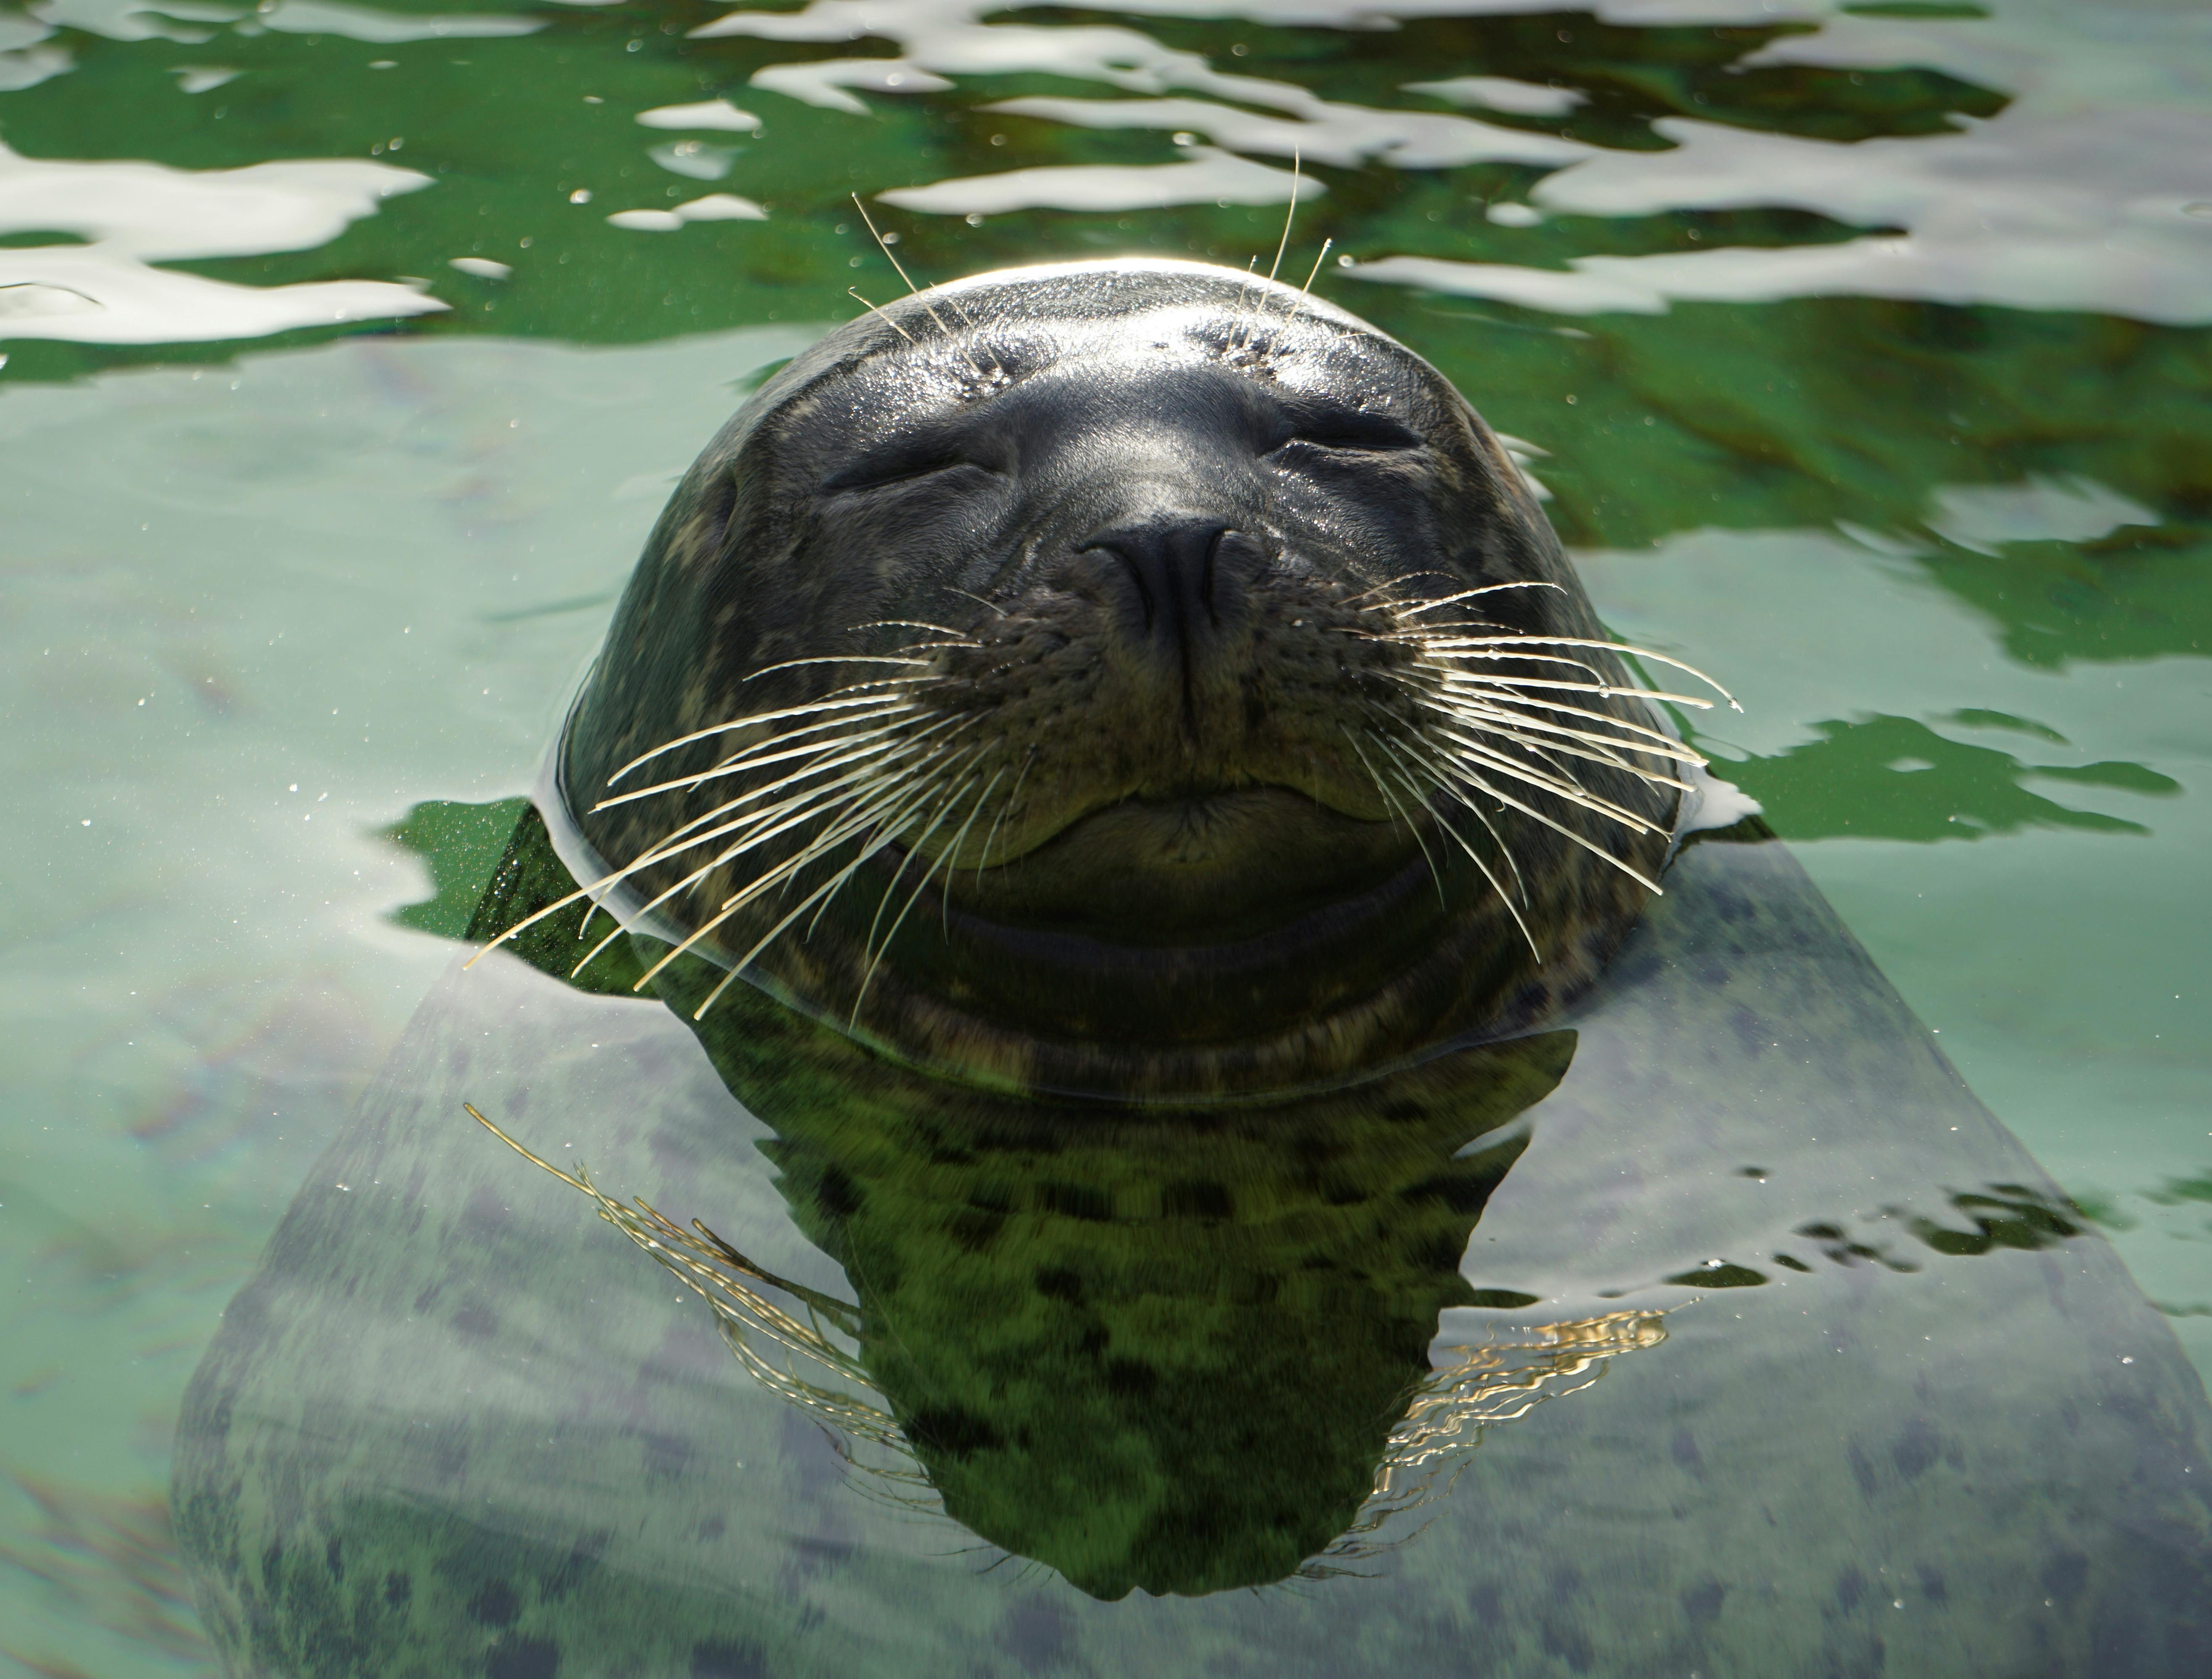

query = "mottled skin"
555;260;1668;1099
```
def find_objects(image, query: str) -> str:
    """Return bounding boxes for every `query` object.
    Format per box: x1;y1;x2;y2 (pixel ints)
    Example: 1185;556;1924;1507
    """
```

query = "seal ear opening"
700;465;740;554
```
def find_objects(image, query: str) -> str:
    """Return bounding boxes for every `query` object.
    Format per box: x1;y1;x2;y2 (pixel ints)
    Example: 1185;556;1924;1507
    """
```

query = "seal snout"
1066;518;1267;726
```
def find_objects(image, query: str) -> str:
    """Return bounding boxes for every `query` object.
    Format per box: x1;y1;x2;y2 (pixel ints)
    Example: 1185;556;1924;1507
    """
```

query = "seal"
513;258;1725;1099
168;262;2212;1679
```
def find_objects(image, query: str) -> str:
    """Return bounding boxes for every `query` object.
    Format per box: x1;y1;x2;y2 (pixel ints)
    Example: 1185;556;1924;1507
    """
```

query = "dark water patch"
1722;715;2168;842
1911;1185;2085;1258
383;796;529;939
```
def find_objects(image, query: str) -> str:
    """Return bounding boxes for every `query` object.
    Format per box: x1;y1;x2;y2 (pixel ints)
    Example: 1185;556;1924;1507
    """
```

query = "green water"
2;0;2208;1671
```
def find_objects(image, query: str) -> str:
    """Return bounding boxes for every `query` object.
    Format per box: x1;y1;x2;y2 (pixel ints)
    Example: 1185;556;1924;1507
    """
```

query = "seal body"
171;819;2212;1676
550;260;1682;1099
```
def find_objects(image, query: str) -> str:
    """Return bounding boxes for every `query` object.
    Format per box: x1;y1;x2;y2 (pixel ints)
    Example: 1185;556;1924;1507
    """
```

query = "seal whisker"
693;764;977;1016
1409;634;1737;709
634;756;968;999
1370;732;1541;959
603;729;953;873
1371;644;1615;687
1386;581;1567;619
506;719;966;975
847;288;917;345
1375;695;1674;835
1366;615;1531;640
1341;569;1459;607
1266;151;1302;288
726;727;989;889
851;195;1001;388
568;740;960;979
853;764;984;1002
849;618;973;640
748;654;939;678
1299;236;1334;295
1277;235;1335;335
1441;723;1696;796
1410;694;1702;785
1415;682;1711;754
1415;751;1666;895
851;194;948;335
939;585;1007;619
571;790;903;978
1418;718;1672;835
771;752;966;962
595;712;923;809
781;761;959;943
978;746;1037;876
1228;255;1260;356
1396;665;1725;744
1373;721;1532;905
795;760;973;944
1419;667;1719;719
608;692;921;784
599;717;981;924
1342;726;1446;907
1418;692;1709;776
934;767;1005;933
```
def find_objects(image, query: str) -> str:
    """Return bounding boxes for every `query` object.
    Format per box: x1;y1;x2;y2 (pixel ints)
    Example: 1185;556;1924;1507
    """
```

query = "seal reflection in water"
173;263;2212;1678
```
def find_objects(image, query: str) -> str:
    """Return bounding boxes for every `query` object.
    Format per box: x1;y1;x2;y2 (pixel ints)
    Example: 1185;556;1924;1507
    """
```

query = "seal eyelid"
822;435;1008;496
1267;407;1426;456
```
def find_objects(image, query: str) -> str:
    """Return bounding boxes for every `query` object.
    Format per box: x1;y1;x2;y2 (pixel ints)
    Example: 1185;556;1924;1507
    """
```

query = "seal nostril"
1078;520;1244;654
1117;548;1157;632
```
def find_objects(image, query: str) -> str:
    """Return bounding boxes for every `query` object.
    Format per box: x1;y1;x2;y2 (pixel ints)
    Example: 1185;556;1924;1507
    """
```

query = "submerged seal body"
546;258;1694;1098
170;262;2212;1677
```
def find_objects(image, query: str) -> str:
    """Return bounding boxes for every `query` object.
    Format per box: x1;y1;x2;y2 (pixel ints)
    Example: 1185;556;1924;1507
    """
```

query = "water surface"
3;0;2209;1671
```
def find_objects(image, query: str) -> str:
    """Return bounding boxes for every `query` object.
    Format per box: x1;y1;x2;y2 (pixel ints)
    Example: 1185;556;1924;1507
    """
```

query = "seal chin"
935;786;1419;945
804;806;1473;1096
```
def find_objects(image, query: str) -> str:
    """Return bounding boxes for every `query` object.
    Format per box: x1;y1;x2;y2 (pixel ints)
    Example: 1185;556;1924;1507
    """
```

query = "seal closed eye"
510;258;1729;1099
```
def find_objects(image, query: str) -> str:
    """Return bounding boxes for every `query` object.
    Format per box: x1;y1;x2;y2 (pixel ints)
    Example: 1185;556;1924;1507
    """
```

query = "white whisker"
1341;569;1459;607
848;288;915;344
1376;724;1531;904
1267;151;1302;286
1387;581;1566;619
1370;732;1539;960
748;654;936;679
856;762;980;982
1300;237;1333;295
1342;726;1445;907
594;710;918;809
1417;718;1669;836
979;746;1037;875
635;757;962;997
1421;751;1664;895
608;692;919;784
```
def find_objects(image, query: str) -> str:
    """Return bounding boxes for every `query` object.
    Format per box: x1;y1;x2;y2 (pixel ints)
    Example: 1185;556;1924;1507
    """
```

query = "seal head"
550;259;1697;1097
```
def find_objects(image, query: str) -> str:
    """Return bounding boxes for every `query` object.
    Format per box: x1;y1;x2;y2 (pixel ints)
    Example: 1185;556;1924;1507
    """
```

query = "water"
4;0;2209;1672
